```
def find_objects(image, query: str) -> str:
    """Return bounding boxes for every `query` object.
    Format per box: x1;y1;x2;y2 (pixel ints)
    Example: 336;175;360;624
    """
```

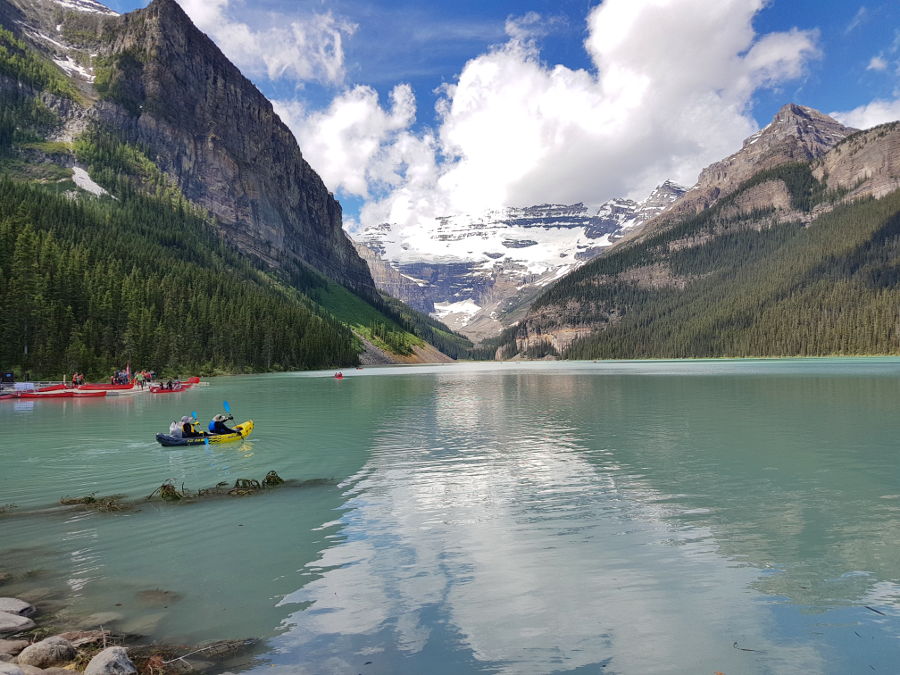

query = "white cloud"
273;0;820;253
177;0;354;85
831;99;900;129
867;55;888;71
274;83;421;199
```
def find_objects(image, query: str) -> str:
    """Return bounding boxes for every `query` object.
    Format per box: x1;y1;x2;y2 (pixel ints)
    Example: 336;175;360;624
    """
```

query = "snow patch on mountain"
53;0;117;15
53;55;93;81
434;299;482;324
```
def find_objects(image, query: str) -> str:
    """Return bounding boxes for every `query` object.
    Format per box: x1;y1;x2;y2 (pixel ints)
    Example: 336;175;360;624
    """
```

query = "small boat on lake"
149;383;193;394
155;420;254;446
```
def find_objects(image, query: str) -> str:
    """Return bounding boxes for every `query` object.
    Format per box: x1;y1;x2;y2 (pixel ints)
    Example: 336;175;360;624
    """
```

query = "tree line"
0;177;361;379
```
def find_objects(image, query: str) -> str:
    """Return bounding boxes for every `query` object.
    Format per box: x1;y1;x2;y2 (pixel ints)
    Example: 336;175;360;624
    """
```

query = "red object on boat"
37;384;67;392
20;391;75;399
78;383;134;391
73;390;107;398
149;384;192;394
334;372;344;379
186;376;201;384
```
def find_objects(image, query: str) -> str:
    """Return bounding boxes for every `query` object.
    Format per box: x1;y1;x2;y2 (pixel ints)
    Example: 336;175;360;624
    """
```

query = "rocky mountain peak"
742;103;854;156
631;104;857;230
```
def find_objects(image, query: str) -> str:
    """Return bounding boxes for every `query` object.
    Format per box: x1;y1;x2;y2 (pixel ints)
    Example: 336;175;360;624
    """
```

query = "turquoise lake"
2;359;899;674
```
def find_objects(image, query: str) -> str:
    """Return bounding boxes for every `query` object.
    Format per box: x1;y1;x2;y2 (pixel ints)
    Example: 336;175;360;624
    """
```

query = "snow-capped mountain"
355;181;685;339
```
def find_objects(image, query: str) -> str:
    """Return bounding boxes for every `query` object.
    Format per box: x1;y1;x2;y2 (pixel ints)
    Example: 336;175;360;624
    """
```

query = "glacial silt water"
2;359;899;674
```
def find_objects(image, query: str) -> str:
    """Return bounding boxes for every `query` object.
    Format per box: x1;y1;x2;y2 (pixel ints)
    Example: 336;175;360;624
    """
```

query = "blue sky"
103;0;900;232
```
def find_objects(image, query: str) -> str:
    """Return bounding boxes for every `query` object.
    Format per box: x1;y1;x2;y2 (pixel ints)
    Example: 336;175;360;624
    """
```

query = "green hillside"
515;165;900;359
0;30;467;378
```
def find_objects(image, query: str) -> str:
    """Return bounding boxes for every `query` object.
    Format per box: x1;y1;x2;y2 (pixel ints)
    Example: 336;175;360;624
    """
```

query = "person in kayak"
209;414;240;436
180;415;205;438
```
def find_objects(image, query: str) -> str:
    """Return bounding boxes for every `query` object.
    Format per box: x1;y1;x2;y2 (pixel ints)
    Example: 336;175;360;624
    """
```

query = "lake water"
2;359;899;674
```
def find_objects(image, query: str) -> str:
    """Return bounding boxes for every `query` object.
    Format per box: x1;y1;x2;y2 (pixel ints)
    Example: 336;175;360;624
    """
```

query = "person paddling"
208;414;240;436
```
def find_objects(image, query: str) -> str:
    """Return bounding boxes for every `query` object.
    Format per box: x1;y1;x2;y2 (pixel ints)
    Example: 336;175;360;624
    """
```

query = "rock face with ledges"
2;0;378;301
813;122;900;200
92;0;376;298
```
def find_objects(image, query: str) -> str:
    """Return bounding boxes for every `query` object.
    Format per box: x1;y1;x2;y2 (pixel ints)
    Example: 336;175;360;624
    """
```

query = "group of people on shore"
109;368;157;387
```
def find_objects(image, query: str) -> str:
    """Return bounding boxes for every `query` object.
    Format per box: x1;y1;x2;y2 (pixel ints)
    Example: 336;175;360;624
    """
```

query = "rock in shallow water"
0;601;33;617
0;613;34;635
84;647;136;675
16;636;76;668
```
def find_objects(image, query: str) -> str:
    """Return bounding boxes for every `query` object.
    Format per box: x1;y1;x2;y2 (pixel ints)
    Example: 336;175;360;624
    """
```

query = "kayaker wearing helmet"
209;413;239;436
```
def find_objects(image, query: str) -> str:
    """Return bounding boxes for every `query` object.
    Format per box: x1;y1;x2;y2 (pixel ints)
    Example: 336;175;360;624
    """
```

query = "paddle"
191;410;209;445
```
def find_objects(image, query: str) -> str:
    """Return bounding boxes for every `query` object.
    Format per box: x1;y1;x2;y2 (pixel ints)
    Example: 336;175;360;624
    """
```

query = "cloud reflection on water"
267;371;828;673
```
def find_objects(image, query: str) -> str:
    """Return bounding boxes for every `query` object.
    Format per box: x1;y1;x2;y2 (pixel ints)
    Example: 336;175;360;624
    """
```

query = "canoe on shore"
37;384;68;392
78;383;134;391
20;391;74;399
155;420;254;447
73;390;107;398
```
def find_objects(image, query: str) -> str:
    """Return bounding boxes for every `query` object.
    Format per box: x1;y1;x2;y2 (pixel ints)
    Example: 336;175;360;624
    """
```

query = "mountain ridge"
356;181;686;340
497;106;900;360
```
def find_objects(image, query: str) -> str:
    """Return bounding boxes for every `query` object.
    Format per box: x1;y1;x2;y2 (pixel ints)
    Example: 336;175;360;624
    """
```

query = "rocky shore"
1;595;256;674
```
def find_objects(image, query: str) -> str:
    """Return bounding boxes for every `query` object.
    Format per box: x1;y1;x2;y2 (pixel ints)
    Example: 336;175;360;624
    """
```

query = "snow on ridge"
27;30;69;50
433;299;482;325
53;55;93;81
53;0;118;16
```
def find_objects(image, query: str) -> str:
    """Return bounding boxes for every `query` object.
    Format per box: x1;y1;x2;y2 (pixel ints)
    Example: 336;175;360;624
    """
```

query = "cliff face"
352;243;435;313
813;122;900;200
84;0;376;298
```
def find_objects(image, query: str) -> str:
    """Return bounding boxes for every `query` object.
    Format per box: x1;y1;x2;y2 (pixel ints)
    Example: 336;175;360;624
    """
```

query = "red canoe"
78;383;134;391
186;376;201;384
37;384;67;392
0;393;17;401
73;390;107;398
149;384;192;394
20;391;74;399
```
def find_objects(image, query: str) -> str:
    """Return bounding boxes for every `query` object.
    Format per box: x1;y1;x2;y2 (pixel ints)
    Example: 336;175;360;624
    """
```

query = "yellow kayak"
156;420;254;446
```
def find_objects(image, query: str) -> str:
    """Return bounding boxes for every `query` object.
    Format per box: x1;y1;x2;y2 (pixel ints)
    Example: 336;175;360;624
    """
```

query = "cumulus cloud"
832;99;900;129
274;0;820;251
177;0;354;84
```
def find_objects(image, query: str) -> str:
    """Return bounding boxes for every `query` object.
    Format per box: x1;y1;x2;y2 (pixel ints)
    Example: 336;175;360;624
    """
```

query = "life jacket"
208;420;217;433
